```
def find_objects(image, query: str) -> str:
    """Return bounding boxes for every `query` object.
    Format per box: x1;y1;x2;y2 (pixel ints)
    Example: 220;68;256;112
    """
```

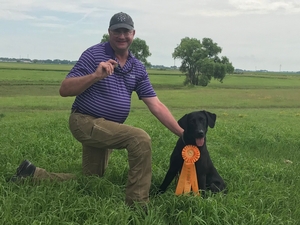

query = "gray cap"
109;12;134;30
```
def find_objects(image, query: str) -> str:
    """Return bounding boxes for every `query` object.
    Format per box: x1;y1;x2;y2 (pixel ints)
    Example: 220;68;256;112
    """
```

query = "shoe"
10;160;36;182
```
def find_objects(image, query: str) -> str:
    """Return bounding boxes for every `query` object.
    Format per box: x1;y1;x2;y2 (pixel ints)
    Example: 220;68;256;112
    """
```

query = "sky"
1;0;300;71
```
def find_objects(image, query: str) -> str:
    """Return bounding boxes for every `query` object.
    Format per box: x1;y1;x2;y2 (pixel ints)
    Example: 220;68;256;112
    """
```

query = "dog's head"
178;110;216;147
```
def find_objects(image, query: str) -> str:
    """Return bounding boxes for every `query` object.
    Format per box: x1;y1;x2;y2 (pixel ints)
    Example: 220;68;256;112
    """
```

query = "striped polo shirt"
67;42;157;123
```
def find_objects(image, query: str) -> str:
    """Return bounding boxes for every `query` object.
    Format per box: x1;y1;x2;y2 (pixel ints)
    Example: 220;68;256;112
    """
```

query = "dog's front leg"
197;175;207;195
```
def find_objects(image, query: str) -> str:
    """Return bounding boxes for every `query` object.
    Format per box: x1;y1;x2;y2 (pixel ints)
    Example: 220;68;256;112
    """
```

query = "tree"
173;37;234;86
100;34;109;43
129;38;151;67
100;34;151;67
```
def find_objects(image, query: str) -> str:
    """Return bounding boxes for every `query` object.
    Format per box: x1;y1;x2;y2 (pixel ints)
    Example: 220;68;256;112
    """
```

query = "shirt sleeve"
66;48;97;78
135;69;157;99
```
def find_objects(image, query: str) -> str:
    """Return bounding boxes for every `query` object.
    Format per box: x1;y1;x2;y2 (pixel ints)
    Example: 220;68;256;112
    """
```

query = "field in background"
0;62;300;224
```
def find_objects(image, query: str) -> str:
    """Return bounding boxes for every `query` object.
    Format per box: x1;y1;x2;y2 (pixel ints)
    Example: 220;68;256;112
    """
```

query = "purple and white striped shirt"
67;42;156;123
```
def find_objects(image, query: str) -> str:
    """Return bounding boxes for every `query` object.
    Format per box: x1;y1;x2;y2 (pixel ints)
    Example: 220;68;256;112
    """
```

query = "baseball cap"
109;12;134;30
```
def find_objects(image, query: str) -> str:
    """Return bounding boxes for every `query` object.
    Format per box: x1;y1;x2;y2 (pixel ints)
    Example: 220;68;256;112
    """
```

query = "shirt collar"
104;42;135;74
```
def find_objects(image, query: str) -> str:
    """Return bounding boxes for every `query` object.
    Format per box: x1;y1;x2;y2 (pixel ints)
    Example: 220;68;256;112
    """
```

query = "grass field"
0;62;300;224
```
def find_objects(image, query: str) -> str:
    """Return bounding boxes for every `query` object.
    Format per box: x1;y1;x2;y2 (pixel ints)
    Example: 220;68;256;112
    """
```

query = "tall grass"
0;63;299;224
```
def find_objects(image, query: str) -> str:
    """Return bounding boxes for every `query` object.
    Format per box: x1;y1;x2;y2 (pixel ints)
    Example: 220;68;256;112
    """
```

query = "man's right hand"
93;59;118;80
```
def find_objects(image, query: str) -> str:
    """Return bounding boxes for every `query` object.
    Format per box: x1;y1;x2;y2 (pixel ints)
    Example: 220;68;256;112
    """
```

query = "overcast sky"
1;0;299;71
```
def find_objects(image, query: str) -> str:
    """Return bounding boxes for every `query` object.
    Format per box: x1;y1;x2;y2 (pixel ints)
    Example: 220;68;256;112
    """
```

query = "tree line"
1;34;235;87
101;34;234;86
0;57;76;65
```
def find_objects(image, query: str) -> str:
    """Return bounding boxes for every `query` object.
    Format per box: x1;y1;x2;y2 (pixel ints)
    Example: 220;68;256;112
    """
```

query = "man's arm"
142;96;184;137
59;59;118;97
59;73;99;97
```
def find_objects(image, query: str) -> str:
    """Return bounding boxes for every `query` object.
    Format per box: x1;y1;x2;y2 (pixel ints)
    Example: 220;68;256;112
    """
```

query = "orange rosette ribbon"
175;145;201;196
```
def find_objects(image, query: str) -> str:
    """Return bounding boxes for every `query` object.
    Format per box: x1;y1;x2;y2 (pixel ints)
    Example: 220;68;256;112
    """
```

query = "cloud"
41;16;61;21
229;0;300;14
1;0;112;20
177;0;300;17
32;22;66;29
0;10;36;20
2;0;300;23
1;0;299;71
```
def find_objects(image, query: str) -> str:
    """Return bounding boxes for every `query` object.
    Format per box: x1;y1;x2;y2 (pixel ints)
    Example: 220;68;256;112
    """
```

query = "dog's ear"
177;114;188;129
204;111;217;128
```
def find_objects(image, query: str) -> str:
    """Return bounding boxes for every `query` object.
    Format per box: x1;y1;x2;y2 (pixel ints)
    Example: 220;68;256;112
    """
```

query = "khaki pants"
34;112;152;206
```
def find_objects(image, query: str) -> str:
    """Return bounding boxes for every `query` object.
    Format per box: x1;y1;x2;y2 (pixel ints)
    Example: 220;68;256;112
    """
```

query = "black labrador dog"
158;110;226;195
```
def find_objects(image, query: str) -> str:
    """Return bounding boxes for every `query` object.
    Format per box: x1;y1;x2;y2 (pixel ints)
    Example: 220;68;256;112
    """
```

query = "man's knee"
132;128;151;147
136;129;151;143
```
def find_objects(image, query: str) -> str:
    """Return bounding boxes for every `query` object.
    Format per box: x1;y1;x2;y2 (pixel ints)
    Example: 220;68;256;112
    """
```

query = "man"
11;12;184;207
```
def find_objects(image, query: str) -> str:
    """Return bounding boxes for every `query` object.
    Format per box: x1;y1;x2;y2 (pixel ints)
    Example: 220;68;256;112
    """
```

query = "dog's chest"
195;147;209;170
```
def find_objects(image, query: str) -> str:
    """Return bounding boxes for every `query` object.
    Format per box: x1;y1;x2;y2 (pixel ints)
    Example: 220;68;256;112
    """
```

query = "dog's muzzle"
196;130;205;138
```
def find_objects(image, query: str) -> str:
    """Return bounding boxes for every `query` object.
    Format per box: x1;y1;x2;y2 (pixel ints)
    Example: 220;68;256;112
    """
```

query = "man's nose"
118;32;126;37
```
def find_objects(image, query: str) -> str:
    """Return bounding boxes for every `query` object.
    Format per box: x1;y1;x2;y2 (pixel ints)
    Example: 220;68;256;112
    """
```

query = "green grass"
0;63;300;224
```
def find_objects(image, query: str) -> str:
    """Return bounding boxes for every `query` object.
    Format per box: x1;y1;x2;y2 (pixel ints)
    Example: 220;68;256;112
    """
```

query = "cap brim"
109;23;134;30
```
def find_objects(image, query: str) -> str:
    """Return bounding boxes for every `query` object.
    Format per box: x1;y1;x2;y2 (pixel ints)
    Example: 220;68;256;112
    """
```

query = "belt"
71;108;84;114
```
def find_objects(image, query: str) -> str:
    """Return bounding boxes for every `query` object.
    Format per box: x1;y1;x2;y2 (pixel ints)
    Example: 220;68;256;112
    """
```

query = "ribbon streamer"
175;145;201;196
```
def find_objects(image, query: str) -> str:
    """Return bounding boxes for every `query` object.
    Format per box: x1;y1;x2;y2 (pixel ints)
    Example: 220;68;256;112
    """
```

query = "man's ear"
178;114;188;130
203;111;217;128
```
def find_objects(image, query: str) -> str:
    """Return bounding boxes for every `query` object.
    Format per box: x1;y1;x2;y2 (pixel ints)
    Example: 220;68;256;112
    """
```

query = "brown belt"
71;108;83;114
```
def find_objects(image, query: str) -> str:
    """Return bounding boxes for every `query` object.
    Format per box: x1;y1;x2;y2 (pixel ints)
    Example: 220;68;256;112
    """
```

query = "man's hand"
93;59;118;80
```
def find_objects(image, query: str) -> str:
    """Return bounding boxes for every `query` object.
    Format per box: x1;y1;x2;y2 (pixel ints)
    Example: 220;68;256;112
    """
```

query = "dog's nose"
197;130;205;137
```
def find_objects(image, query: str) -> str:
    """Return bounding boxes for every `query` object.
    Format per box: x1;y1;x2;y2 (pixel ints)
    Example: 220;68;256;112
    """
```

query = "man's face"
109;28;135;53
